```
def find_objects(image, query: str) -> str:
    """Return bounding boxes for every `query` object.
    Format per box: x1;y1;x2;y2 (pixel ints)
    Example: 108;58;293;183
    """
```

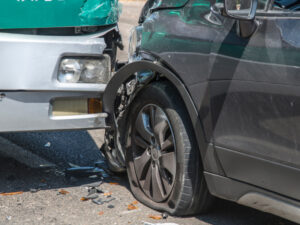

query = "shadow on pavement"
0;131;296;225
195;199;296;225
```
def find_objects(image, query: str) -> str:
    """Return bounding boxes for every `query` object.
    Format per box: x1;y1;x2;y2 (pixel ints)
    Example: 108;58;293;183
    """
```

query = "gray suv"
102;0;300;223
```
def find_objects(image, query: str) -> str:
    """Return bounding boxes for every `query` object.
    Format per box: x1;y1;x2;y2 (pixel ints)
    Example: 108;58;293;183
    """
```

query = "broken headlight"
128;26;142;63
58;55;111;84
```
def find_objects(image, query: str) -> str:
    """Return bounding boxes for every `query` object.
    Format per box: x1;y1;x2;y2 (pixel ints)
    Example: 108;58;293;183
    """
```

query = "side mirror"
224;0;258;20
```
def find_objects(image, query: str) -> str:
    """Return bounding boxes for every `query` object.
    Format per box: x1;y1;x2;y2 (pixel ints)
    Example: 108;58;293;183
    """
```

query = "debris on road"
81;193;99;201
107;204;115;209
103;192;112;196
148;215;162;220
94;161;113;177
98;211;104;216
65;167;103;178
58;189;69;195
0;191;23;196
84;181;103;188
92;197;116;205
128;203;138;210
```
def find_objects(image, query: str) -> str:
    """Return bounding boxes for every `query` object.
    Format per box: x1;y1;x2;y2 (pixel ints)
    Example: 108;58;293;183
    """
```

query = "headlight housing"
58;55;111;84
128;26;142;63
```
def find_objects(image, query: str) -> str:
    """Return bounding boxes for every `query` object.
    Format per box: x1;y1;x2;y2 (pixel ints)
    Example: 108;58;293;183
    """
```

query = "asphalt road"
0;2;297;225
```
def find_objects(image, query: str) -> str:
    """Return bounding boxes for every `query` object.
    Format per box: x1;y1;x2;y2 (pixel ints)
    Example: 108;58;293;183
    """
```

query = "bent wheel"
125;81;214;216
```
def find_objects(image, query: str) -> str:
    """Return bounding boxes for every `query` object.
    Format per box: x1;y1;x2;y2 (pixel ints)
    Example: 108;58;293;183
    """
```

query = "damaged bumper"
0;29;116;132
0;0;121;29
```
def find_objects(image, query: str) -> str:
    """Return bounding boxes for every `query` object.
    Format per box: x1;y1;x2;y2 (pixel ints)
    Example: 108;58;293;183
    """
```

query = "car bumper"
0;30;112;132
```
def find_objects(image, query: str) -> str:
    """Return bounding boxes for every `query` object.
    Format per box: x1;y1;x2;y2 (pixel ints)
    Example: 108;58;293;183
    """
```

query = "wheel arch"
103;60;208;167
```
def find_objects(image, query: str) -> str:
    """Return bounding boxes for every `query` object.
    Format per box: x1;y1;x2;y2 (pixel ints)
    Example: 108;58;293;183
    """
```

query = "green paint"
0;0;121;29
154;0;189;8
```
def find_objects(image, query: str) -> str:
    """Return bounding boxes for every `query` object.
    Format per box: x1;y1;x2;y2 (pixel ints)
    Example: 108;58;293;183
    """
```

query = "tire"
125;81;214;216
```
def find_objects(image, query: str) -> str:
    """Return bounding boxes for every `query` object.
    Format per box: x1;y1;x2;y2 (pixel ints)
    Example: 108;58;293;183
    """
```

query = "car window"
273;0;300;10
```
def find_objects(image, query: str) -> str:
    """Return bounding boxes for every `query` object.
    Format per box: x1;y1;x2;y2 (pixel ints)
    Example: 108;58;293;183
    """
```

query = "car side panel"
210;17;300;200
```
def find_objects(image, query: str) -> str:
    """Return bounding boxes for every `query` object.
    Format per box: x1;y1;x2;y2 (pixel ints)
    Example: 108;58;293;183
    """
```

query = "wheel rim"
132;104;176;202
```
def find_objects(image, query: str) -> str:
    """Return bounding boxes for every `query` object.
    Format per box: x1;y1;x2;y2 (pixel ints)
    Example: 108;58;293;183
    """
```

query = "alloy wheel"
132;104;176;202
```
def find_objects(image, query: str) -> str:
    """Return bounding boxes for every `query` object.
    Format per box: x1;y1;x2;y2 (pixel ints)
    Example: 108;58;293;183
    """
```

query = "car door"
210;0;300;200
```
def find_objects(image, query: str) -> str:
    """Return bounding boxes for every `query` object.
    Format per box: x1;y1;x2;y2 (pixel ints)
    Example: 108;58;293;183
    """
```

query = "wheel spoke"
133;150;151;180
149;105;156;132
140;164;152;196
160;152;176;177
135;111;153;143
153;109;168;148
161;135;174;151
134;135;149;149
151;164;165;201
160;169;173;194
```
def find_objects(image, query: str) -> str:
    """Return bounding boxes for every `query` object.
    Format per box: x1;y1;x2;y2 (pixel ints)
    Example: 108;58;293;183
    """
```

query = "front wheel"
125;81;214;216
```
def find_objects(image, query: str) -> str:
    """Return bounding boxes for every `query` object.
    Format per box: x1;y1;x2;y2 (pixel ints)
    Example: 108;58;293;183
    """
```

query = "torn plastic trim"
102;62;157;172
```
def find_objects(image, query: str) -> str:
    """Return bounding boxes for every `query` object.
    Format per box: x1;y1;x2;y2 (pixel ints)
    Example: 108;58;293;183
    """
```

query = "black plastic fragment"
65;167;103;178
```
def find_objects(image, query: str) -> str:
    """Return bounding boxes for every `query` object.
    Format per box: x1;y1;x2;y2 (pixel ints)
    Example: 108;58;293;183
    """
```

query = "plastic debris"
95;161;113;177
127;203;138;210
88;188;97;195
148;215;162;220
58;189;69;195
85;181;103;188
103;192;112;197
98;211;104;216
81;193;99;201
92;197;116;205
65;167;103;178
107;204;115;209
0;191;23;196
6;216;12;221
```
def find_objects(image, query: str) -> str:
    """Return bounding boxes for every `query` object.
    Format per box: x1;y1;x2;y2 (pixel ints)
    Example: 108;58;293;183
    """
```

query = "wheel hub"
151;146;160;161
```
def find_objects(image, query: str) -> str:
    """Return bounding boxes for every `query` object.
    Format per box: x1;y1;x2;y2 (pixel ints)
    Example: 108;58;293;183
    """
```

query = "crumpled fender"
102;60;209;173
103;60;198;129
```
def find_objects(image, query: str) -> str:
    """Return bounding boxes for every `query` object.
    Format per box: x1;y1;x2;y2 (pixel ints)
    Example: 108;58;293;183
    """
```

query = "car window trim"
258;0;300;18
256;10;300;18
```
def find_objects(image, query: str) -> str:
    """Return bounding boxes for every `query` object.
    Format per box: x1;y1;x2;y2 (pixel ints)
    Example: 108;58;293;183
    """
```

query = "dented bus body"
0;0;122;132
